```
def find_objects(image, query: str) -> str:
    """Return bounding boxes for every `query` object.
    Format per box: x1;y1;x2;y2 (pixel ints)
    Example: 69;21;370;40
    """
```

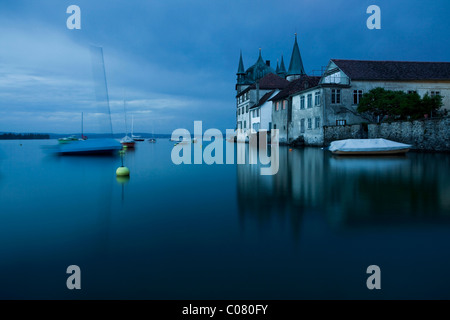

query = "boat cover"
57;138;122;154
329;139;412;152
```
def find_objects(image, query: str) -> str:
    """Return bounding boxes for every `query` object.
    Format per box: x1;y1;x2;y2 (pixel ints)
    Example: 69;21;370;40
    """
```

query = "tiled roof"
332;59;450;81
250;90;275;109
270;75;321;101
237;73;289;97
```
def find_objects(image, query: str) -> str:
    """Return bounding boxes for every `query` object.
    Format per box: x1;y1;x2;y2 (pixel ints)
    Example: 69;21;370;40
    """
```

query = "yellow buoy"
116;166;130;176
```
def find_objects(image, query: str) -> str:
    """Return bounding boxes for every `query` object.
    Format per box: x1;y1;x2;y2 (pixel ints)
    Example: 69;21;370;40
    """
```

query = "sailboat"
131;115;145;141
55;46;122;155
120;100;136;148
148;122;156;143
58;113;86;144
81;112;87;140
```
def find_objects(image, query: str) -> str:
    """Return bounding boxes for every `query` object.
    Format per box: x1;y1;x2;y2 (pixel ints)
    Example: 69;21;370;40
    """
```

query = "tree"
421;93;443;119
357;88;443;122
357;88;403;123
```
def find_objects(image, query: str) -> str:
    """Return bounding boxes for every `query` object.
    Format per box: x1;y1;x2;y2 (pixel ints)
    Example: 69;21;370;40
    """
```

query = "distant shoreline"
0;133;50;140
0;132;172;140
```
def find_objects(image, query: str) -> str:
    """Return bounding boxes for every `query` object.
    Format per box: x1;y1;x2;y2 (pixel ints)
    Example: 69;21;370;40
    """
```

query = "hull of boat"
57;139;122;155
121;142;136;148
332;148;410;156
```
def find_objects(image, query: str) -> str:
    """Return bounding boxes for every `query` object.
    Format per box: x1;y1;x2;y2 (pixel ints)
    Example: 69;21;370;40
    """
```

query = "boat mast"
123;99;129;136
81;112;83;139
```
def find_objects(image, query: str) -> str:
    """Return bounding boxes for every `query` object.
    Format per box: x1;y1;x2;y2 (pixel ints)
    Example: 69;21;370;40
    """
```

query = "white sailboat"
131;115;145;141
120;100;136;148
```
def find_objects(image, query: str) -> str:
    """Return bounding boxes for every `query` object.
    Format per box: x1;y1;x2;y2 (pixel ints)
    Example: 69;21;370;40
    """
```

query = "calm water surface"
0;139;449;299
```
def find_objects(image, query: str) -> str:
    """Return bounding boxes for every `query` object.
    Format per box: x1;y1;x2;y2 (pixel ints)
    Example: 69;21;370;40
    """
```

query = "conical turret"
277;55;287;78
287;34;305;81
237;50;245;84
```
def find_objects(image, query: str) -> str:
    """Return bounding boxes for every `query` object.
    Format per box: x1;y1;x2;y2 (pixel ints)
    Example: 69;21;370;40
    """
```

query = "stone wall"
323;123;368;145
322;117;450;152
368;117;450;152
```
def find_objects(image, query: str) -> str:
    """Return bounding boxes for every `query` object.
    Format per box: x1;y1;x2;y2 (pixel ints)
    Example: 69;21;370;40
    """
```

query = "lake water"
0;139;449;299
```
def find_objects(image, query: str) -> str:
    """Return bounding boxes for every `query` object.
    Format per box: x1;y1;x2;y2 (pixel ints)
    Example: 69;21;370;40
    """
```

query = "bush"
357;88;443;122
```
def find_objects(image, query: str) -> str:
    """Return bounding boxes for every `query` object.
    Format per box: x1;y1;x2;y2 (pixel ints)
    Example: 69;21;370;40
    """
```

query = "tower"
237;50;245;85
277;55;287;78
286;34;306;81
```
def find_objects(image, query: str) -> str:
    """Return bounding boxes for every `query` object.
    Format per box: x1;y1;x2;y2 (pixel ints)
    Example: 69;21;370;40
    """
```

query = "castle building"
273;59;450;145
235;35;305;133
237;35;450;145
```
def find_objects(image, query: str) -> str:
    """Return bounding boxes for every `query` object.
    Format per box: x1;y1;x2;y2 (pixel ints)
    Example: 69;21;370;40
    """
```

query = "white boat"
120;100;136;148
131;115;145;141
329;138;411;155
57;138;122;155
120;135;135;148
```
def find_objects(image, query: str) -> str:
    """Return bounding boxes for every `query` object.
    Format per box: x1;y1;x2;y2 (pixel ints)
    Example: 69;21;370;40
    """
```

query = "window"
331;89;341;104
353;90;363;105
431;91;441;97
275;101;279;111
315;117;321;128
238;108;240;115
257;109;260;117
307;94;312;108
336;120;346;126
282;100;286;110
315;92;321;106
307;118;312;129
246;106;249;113
300;119;305;133
244;121;246;129
300;96;305;109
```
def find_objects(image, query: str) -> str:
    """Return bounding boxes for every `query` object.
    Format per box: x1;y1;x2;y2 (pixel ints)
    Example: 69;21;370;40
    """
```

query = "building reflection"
237;145;450;232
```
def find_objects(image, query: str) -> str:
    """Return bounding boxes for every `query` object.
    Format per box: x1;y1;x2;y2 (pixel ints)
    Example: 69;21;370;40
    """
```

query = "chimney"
266;60;270;67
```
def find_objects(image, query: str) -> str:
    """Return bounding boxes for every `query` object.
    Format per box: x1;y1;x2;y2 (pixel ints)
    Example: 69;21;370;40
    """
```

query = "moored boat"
57;138;122;155
120;135;136;148
329;138;411;155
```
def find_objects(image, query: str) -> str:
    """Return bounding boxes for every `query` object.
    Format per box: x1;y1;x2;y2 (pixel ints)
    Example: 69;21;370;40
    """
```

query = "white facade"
290;87;324;145
249;90;279;133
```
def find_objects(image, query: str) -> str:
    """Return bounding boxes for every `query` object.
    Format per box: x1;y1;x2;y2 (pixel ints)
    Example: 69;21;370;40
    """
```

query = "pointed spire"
275;59;280;74
237;50;245;75
257;48;264;64
278;55;287;77
287;33;306;78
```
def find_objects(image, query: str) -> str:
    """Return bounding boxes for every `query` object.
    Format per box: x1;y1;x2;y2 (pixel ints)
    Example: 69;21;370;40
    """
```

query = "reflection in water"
116;175;130;202
237;145;305;239
237;145;450;232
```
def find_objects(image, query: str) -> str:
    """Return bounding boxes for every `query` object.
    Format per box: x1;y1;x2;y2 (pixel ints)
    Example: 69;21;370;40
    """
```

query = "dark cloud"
1;0;449;133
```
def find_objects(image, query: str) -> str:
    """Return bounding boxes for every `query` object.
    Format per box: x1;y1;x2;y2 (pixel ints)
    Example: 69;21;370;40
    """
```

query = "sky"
0;0;450;134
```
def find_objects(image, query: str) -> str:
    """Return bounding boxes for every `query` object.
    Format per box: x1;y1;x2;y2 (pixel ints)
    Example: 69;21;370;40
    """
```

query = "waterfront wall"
323;117;450;152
